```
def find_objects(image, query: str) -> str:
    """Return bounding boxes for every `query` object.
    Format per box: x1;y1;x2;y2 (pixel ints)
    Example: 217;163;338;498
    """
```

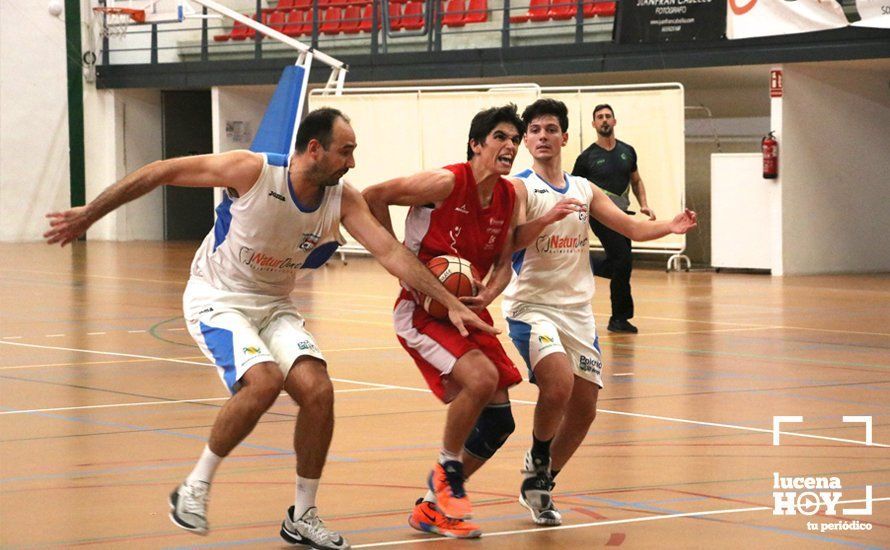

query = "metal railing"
95;0;617;65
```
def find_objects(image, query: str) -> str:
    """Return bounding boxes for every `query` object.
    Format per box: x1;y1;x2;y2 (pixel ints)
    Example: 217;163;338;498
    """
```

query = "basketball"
421;255;479;319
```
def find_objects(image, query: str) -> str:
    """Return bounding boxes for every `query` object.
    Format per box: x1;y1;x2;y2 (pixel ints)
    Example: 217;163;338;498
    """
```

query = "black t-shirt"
571;141;638;199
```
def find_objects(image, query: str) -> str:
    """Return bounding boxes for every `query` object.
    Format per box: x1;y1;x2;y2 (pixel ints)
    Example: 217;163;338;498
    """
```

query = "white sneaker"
280;506;350;549
519;450;561;526
169;480;210;535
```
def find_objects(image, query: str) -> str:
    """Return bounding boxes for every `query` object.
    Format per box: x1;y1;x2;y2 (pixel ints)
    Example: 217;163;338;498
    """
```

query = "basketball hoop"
93;6;145;38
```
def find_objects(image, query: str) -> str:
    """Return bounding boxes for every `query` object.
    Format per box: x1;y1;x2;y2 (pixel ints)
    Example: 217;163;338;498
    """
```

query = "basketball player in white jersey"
44;108;495;550
505;99;696;525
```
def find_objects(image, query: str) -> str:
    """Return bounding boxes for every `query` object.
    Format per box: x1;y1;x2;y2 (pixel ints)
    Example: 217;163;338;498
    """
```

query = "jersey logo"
596;159;606;166
533;188;548;194
449;226;462;253
268;190;285;202
454;204;470;214
299;233;320;251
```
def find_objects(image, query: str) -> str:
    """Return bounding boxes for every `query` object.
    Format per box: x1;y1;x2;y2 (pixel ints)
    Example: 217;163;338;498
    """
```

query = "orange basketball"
422;255;479;319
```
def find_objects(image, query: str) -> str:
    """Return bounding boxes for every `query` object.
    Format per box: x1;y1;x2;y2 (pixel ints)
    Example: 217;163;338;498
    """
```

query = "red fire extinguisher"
762;131;778;179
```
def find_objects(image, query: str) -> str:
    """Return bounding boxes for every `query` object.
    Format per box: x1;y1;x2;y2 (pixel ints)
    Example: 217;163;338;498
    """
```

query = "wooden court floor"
1;241;888;549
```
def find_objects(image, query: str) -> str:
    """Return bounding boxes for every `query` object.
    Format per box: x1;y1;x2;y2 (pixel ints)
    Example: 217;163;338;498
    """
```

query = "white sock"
186;445;223;484
438;449;460;465
423;489;437;503
294;476;320;518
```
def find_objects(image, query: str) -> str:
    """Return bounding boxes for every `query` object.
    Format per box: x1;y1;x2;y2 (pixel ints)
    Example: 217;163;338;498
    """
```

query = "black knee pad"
464;403;515;460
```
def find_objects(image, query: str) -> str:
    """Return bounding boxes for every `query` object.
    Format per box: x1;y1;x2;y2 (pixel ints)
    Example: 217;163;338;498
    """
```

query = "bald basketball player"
45;107;494;550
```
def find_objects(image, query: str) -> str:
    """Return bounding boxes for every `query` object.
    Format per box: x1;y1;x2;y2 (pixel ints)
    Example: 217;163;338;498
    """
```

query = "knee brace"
463;403;515;460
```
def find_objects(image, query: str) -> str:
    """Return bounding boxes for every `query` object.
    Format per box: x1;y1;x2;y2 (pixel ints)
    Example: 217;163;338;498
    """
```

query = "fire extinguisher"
762;131;778;179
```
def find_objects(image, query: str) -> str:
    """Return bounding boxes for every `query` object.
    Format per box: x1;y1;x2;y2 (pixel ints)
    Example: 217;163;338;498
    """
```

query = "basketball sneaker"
519;450;561;526
280;506;350;549
408;498;482;539
428;460;472;519
169;480;210;535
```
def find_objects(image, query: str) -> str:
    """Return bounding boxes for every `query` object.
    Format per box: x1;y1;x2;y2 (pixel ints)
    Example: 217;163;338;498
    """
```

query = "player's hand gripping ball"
422;255;480;319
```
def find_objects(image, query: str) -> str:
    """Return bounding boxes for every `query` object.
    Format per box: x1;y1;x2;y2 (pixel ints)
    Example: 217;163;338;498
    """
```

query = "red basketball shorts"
393;297;521;403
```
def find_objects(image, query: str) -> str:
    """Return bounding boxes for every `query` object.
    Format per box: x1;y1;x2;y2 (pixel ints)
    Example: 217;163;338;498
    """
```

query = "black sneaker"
519;450;561;526
608;318;638;333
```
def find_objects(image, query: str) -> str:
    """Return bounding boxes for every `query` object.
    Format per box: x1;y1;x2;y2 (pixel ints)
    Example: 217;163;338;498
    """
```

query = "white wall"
214;85;274;153
0;0;71;241
781;64;890;274
82;86;164;240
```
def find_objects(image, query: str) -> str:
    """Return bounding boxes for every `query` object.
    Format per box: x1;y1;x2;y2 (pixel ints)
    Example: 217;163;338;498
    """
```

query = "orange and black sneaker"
427;460;472;519
408;498;482;539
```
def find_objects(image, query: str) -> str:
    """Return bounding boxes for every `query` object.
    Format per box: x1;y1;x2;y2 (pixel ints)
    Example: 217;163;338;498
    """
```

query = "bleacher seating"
439;0;489;27
214;0;385;40
211;0;541;42
510;0;615;23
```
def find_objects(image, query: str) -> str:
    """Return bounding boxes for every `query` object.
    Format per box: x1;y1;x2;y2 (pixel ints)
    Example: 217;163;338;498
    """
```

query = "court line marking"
1;340;886;448
0;387;390;416
4;267;889;337
350;497;889;548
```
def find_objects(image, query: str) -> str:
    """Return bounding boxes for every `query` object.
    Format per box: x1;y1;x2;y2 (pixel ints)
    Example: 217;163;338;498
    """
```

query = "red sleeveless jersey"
402;162;515;291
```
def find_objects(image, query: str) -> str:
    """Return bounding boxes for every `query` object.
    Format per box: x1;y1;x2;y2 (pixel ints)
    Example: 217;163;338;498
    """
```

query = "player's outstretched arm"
361;169;455;238
44;151;263;246
341;184;499;337
510;180;586;251
588;183;696;241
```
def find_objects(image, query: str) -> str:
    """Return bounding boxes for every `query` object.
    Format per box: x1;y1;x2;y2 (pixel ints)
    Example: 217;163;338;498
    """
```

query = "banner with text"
728;0;852;38
852;0;890;28
617;0;727;43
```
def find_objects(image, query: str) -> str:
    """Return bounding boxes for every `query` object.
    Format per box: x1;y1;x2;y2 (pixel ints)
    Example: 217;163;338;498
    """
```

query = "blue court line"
578;495;882;549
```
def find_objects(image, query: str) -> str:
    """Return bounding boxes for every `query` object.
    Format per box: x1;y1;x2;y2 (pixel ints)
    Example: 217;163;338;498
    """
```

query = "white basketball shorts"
183;278;325;394
502;300;604;388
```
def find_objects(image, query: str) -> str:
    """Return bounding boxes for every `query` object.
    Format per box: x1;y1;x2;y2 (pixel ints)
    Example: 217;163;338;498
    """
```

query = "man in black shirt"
571;104;655;333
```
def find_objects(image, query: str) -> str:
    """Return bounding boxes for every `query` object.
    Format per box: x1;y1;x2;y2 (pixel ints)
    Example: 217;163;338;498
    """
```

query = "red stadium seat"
320;6;342;34
358;2;380;31
402;1;425;30
341;4;362;33
282;9;304;35
528;0;550;21
464;0;487;23
589;0;615;16
442;0;466;27
230;17;253;40
549;0;576;20
268;9;288;31
388;2;404;29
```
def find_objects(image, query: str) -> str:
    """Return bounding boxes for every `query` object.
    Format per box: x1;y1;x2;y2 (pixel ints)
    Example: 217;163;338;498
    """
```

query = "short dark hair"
521;98;569;133
592;104;614;118
466;104;525;160
294;107;350;153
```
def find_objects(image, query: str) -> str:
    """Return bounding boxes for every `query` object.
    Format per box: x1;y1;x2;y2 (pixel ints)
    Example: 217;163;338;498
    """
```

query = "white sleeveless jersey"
503;169;596;307
190;153;345;296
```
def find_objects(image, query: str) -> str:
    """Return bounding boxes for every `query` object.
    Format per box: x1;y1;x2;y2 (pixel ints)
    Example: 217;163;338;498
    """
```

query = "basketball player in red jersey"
363;105;528;538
